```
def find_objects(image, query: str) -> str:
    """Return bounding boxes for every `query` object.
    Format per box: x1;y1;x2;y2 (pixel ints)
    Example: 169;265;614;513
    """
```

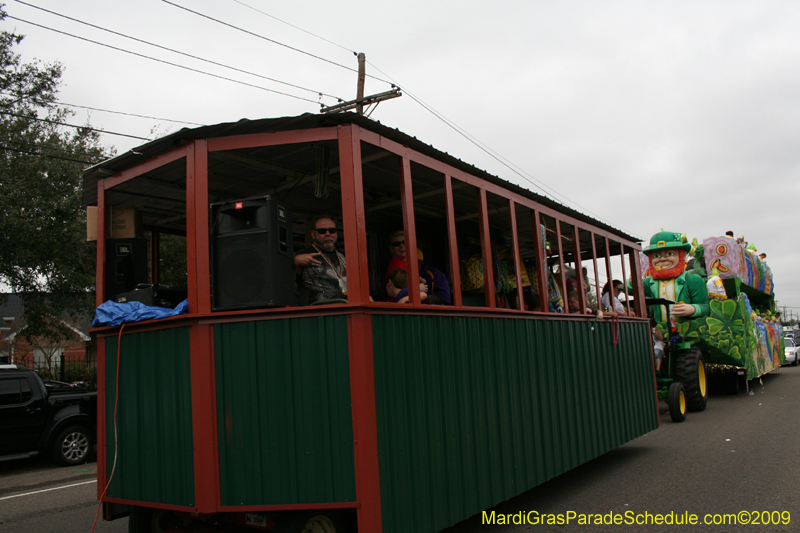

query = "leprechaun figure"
643;231;710;329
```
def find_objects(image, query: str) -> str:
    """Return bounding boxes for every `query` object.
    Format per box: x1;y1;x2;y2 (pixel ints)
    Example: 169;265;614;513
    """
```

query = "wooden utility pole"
356;52;366;115
321;51;401;114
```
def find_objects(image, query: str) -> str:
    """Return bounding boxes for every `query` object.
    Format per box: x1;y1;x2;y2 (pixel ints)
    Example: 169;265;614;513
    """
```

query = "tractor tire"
675;346;708;412
668;382;687;423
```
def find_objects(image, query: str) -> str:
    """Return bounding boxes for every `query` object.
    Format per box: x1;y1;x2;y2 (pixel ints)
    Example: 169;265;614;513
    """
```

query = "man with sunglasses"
385;230;407;284
294;215;347;305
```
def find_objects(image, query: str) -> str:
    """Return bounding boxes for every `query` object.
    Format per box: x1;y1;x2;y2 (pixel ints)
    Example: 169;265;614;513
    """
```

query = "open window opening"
361;144;455;306
483;191;519;309
451;181;484;308
513;204;544;312
102;157;187;308
207;140;346;309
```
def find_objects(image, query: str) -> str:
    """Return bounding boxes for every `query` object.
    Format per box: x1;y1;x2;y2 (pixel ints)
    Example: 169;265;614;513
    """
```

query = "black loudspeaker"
105;239;148;302
210;196;295;311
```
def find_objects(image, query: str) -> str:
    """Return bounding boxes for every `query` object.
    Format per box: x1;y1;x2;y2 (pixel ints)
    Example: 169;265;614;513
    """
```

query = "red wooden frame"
444;175;462;307
555;219;569;309
399;156;421;305
531;209;549;312
509;201;524;310
573;225;588;314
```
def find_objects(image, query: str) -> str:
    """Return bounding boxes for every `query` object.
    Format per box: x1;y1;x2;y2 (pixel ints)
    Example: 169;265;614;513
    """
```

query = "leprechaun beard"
650;253;687;281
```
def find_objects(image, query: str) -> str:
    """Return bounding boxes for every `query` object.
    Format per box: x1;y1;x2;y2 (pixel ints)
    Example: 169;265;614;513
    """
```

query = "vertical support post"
96;335;106;499
555;219;568;309
186;141;211;314
531;210;548;312
603;236;614;312
508;201;524;310
630;247;646;317
348;313;382;533
590;232;602;310
190;323;219;512
618;241;631;313
96;180;106;307
399;156;420;305
573;225;587;314
477;188;495;308
443;175;462;307
338;124;368;303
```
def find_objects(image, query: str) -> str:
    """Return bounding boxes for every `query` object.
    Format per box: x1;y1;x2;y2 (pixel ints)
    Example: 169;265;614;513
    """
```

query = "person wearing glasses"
294;215;347;305
601;279;632;316
385;230;408;284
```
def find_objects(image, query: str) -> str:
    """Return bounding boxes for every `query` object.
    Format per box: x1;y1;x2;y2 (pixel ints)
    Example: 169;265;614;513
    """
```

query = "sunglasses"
391;240;405;247
315;227;338;235
615;286;624;292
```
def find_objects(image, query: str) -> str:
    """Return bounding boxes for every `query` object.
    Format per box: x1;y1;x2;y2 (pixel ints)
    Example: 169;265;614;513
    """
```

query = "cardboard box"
108;206;143;239
86;206;98;241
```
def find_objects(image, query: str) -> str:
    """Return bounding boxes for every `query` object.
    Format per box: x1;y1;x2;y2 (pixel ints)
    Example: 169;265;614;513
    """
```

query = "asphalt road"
0;456;127;532
443;364;800;533
1;366;798;533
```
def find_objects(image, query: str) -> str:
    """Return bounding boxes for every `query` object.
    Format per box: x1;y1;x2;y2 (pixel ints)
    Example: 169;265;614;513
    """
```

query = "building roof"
0;294;92;341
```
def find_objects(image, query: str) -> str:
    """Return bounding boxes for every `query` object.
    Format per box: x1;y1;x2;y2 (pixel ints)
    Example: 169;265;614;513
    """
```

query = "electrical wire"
220;0;631;234
161;0;393;86
1;110;150;140
13;0;342;101
0;144;93;163
7;16;321;105
57;102;205;126
90;323;125;533
365;61;639;236
0;136;100;158
231;0;356;55
1;91;205;127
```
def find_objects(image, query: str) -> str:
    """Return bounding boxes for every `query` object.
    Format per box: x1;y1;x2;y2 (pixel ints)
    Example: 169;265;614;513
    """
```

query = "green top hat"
644;231;691;254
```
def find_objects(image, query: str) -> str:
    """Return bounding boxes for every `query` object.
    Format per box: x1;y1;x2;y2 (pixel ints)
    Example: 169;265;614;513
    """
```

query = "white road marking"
0;480;97;501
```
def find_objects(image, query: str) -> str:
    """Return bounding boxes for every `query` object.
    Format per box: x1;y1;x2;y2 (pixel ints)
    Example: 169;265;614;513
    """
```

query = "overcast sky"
5;0;799;315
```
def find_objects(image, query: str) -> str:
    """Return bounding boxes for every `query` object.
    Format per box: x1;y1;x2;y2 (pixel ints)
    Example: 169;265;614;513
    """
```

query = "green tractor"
649;285;783;423
648;297;708;423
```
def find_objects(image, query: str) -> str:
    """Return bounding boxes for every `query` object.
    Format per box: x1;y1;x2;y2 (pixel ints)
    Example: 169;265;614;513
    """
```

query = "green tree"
0;5;112;342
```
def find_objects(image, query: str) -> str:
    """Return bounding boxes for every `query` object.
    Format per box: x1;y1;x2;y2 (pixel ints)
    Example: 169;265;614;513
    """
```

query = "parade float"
642;232;783;422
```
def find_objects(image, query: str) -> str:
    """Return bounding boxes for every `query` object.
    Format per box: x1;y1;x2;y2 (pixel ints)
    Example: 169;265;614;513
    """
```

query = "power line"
365;60;638;237
161;0;393;86
0;137;100;158
1;110;151;140
7;15;321;105
0;144;93;164
231;0;356;55
57;102;205;126
0;91;205;126
13;0;342;102
219;0;631;235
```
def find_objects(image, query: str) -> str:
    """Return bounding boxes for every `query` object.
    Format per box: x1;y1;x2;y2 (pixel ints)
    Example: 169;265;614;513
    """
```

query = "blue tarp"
92;299;189;327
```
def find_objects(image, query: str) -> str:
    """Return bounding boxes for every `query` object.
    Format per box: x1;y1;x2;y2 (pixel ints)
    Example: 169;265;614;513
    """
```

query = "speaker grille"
210;196;294;311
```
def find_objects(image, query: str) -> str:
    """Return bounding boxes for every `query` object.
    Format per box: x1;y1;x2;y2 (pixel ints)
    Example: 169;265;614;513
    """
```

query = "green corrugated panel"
215;316;356;506
373;315;658;533
105;328;194;506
